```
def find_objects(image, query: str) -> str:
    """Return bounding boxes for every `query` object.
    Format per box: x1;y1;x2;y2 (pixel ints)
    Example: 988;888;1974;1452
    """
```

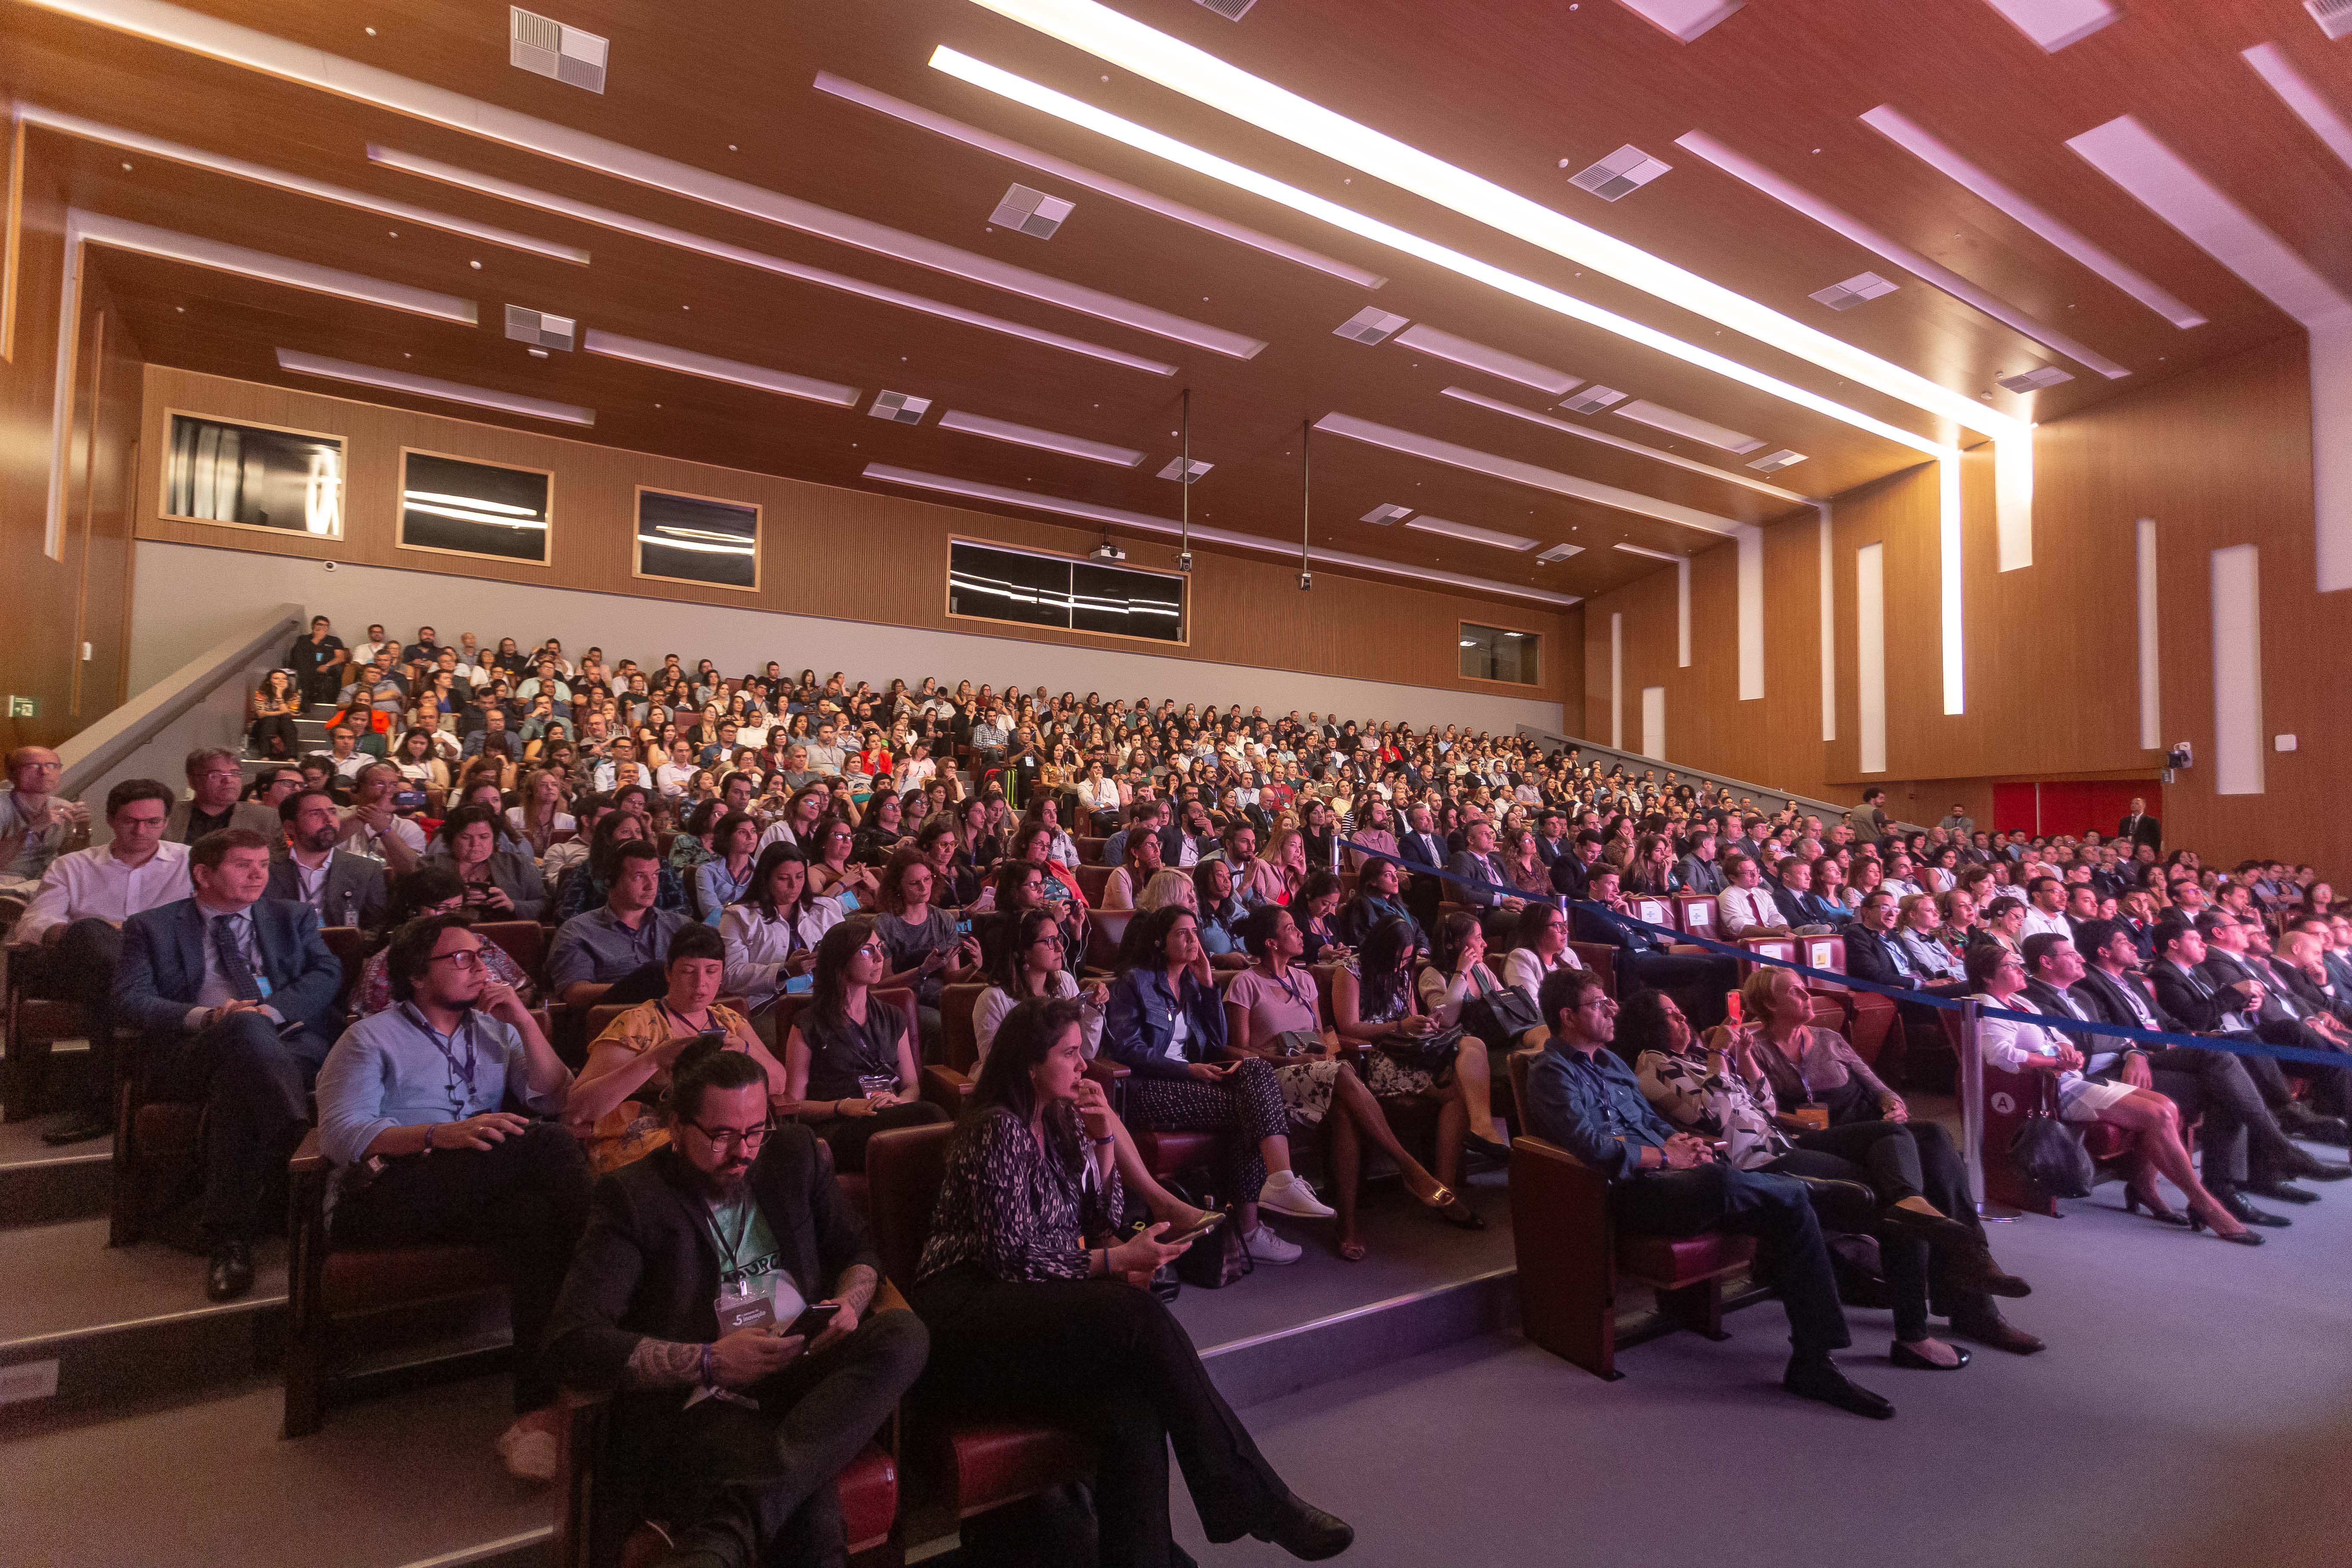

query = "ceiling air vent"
1536;543;1583;564
1334;307;1410;345
1194;0;1259;16
1568;145;1672;202
1748;448;1807;472
1360;503;1413;525
1996;365;2074;393
869;391;931;424
1560;385;1628;414
1809;271;1899;311
989;184;1075;239
2309;0;2352;40
503;305;576;351
1158;456;1214;484
510;8;607;93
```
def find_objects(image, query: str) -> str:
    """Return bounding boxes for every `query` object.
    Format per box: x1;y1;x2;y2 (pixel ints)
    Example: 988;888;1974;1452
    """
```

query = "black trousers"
1618;949;1740;1032
298;665;343;707
1608;1163;1851;1361
911;1262;1287;1566
2244;1023;2351;1118
15;918;122;1119
144;1011;328;1245
809;1099;949;1174
1768;1120;1984;1342
248;714;300;758
631;1310;930;1568
2145;1044;2303;1188
331;1122;592;1412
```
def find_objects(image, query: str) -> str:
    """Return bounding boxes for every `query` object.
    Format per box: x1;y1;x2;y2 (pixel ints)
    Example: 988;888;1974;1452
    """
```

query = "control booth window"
1461;622;1540;685
947;539;1186;645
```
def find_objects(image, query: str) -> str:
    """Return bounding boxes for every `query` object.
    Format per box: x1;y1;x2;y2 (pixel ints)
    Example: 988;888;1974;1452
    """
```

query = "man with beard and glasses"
545;1043;927;1568
314;913;585;1479
266;789;389;933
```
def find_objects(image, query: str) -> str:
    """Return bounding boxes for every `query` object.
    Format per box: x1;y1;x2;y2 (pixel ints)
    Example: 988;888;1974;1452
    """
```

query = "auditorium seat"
920;982;987;1115
2;939;86;1121
1506;1048;1755;1381
1941;1010;2143;1214
1075;864;1113;907
1672;894;1719;941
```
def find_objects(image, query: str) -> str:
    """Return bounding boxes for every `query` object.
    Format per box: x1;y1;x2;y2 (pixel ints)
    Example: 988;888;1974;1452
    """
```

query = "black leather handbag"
1375;1023;1467;1076
2010;1110;2095;1198
1460;967;1542;1051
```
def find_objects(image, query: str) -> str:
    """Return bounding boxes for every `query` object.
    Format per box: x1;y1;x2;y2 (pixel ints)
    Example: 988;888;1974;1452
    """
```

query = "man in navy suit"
116;828;346;1301
1396;803;1450;931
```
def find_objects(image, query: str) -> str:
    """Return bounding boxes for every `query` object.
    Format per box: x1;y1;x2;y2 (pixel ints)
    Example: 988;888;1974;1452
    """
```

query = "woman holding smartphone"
437;805;548;922
873;847;981;1054
781;924;948;1172
912;997;1352;1566
717;843;839;1014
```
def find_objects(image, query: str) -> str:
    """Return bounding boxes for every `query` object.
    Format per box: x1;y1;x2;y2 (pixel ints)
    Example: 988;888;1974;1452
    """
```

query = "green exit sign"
7;696;36;718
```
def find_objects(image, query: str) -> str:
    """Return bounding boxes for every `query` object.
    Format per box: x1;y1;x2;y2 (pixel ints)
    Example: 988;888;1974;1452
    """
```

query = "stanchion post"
1958;997;2000;1221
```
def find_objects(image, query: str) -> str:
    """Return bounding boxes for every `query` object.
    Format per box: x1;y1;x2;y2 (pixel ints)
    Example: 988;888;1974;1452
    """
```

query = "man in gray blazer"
164;747;277;844
266;789;390;932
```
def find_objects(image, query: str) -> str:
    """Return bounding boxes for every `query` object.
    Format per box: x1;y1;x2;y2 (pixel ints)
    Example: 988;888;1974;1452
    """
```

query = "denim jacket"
1101;966;1227;1080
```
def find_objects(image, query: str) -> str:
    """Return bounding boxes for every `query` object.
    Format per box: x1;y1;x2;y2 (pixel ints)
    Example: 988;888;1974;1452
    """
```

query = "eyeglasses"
428;948;487;969
685;1120;772;1152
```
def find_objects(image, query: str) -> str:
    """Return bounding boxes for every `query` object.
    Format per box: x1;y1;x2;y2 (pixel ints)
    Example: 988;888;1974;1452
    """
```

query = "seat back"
1075;835;1108;865
941;983;987;1073
1308;963;1339;1031
866;1120;957;1292
1739;937;1797;979
1673;895;1717;940
1629;897;1674;933
1797;934;1847;990
322;925;368;1013
1075;864;1113;905
1568;943;1619;995
475;919;546;980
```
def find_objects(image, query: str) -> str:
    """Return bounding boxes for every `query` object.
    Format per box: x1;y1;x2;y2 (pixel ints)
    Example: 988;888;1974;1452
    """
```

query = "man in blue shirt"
1520;967;1893;1420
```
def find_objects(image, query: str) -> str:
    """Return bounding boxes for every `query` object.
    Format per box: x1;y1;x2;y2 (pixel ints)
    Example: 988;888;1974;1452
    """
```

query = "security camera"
322;560;339;573
1297;570;1313;591
2167;741;2193;770
1176;551;1193;573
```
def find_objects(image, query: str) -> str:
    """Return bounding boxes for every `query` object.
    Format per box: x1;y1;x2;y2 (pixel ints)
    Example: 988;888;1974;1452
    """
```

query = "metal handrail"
57;603;304;797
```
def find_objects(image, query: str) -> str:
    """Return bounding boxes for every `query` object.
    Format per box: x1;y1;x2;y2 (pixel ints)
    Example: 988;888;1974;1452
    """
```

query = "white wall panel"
1640;684;1665;760
2210;543;2265;796
1856;542;1888;775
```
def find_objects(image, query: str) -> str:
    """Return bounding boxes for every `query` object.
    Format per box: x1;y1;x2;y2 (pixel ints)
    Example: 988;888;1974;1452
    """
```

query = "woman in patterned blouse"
911;998;1353;1564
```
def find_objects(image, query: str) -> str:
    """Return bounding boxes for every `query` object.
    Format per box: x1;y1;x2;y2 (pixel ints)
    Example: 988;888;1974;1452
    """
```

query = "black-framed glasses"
685;1119;772;1152
428;948;487;970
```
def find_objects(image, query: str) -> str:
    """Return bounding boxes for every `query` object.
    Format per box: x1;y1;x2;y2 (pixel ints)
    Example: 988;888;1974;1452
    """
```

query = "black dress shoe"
1947;1305;2046;1355
2283;1149;2352;1181
2211;1188;2290;1228
1783;1357;1895;1419
41;1111;114;1147
205;1240;255;1302
1250;1494;1355;1561
2242;1179;2319;1205
2282;1110;2351;1146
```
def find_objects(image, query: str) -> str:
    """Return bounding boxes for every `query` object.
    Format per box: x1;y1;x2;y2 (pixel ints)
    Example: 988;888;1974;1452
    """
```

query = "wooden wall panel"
136;367;1580;715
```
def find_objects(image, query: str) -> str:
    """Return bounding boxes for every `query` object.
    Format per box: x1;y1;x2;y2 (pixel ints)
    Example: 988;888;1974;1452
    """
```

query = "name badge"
715;1286;775;1335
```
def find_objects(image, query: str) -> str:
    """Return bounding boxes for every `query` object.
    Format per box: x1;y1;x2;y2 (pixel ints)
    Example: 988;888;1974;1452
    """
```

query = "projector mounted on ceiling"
1090;541;1127;561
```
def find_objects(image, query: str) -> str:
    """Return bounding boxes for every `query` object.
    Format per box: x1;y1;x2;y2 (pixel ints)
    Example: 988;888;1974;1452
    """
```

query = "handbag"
2009;1109;2095;1198
1459;967;1541;1051
1267;1029;1323;1059
1374;1023;1466;1077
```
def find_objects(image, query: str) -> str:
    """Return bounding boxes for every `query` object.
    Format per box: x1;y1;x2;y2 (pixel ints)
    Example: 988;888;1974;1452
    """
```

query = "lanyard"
662;1002;711;1038
704;1198;757;1277
404;1004;478;1112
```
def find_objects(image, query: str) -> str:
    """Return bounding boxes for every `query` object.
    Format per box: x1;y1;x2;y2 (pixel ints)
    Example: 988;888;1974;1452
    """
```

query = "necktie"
212;913;263;1002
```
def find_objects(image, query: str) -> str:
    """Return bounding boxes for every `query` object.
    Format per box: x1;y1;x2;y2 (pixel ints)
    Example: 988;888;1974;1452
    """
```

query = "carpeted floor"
1172;1167;2352;1568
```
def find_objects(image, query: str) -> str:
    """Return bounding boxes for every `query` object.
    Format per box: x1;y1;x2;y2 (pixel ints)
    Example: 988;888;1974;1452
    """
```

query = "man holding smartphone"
546;1048;928;1567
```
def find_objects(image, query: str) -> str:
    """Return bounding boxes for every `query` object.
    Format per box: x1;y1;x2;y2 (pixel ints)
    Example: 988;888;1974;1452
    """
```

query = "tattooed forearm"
831;1264;878;1315
621;1337;707;1389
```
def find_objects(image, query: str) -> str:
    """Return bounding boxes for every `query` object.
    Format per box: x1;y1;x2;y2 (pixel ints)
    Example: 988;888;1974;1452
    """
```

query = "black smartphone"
955;916;974;938
393;790;428;812
781;1301;842;1339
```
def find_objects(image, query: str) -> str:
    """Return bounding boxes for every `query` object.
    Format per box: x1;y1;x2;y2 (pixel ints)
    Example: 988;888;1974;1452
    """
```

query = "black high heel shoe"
2186;1210;2265;1246
2123;1182;2191;1227
1890;1341;1972;1371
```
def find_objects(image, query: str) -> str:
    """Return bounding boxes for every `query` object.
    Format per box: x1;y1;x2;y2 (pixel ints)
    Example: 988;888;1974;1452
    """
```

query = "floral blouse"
1635;1046;1790;1170
917;1105;1123;1284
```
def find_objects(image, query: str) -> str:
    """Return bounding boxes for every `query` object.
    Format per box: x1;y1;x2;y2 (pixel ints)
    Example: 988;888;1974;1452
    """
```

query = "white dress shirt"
1503;944;1581;1004
1718;884;1783;937
2020;906;2073;941
16;841;193;943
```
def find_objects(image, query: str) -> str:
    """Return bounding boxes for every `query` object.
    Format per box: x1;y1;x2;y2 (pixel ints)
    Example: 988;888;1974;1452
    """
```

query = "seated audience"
313;912;587;1478
692;811;762;925
974;906;1106;1064
1501;899;1583;1010
780;924;949;1171
1521;967;1895;1418
718;843;840;1012
1571;867;1738;1030
558;808;688;921
115;828;346;1300
909;997;1352;1562
545;1044;928;1568
355;867;532;1014
1334;855;1424;956
1413;913;1512;1159
437;804;548;922
870;849;979;1054
1191;855;1256;969
1717;853;1792;938
338;762;427;873
266;787;392;935
547;841;695;1008
0;744;92;899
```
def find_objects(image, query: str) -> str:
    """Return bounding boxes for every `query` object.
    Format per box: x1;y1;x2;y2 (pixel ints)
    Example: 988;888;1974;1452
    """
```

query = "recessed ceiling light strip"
366;144;1176;376
930;44;1953;461
935;409;1144;466
1856;104;2204;329
951;0;2019;441
580;330;860;407
16;104;589;263
1611;542;1680;560
1437;386;1812;503
860;462;1582;606
808;71;1386;288
1313;410;1740;536
1403;514;1538;551
1390;322;1579;395
2241;44;2352;180
18;0;1256;358
277;349;595;424
1675;129;2132;378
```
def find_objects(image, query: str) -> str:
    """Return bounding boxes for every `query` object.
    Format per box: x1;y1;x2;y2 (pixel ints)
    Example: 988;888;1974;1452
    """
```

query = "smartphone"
781;1301;842;1339
394;790;428;812
1161;1212;1226;1247
955;916;974;938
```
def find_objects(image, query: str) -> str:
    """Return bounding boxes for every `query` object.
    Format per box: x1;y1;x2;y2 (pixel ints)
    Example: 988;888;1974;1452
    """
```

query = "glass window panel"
1461;622;1540;685
637;489;759;589
399;452;551;565
162;414;344;538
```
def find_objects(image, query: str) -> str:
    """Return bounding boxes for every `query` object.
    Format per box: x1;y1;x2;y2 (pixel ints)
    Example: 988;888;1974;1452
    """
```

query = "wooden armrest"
1083;1059;1132;1082
564;983;613;1014
288;1127;331;1176
1668;944;1709;956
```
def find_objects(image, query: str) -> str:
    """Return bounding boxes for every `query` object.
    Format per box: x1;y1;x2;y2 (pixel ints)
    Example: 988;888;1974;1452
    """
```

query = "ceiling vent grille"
1536;543;1583;564
1996;365;2074;392
510;8;607;93
1568;144;1673;202
2310;0;2352;41
1809;270;1899;310
503;304;576;351
1194;0;1259;16
870;390;932;424
1158;456;1214;484
1748;448;1807;472
1333;307;1410;345
1360;503;1413;525
989;183;1076;239
1559;384;1628;414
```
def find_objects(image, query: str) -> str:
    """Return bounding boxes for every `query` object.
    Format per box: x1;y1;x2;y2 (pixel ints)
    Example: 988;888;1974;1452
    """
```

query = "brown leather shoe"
1948;1305;2044;1355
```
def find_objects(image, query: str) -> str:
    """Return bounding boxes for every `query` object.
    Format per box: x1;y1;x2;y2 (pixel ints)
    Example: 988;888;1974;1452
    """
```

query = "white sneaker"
1258;1169;1336;1219
1243;1223;1303;1265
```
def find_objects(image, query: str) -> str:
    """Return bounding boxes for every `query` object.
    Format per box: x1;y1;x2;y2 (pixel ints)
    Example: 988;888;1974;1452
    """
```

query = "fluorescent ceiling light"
1612;0;1745;42
368;145;1175;376
1978;0;2117;52
581;331;859;407
76;210;475;325
1675;129;2132;378
402;500;549;528
404;489;538;516
1535;543;1582;563
944;4;2018;444
639;534;755;555
808;72;1385;287
929;42;1958;459
1858;104;2205;328
1315;411;1740;536
1613;398;1765;453
1392;323;1579;395
17;105;589;263
1360;502;1413;524
863;463;1582;606
653;525;753;542
279;349;594;424
1404;514;1539;551
1439;386;1811;503
2242;44;2352;179
1612;542;1680;560
937;410;1143;466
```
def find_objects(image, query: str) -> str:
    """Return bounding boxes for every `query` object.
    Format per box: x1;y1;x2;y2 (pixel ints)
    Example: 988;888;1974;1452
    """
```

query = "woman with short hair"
437;804;548;922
